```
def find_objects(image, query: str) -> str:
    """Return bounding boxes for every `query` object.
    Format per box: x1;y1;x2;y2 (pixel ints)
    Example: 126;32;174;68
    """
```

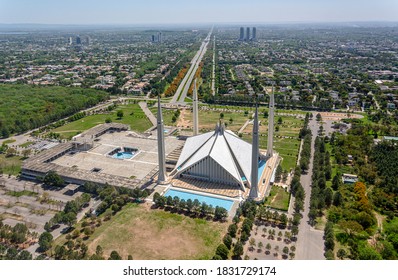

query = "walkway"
138;101;157;126
295;117;325;260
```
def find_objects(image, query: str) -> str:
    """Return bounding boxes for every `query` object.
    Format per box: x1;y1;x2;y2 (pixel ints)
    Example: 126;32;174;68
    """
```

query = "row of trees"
308;137;334;224
44;193;91;232
213;200;258;260
82;182;149;216
153;193;228;221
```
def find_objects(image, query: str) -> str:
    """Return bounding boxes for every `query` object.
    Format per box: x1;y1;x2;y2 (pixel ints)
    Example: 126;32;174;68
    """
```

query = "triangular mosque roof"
176;125;255;186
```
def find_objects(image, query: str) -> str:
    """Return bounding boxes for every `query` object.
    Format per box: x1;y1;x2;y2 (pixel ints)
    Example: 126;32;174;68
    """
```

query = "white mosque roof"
176;125;255;186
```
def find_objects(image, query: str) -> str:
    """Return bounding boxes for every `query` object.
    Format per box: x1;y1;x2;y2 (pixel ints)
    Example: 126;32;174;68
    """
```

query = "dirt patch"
319;112;363;121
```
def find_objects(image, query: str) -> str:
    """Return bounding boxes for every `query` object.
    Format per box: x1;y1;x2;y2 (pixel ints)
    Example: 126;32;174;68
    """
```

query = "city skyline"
0;0;397;25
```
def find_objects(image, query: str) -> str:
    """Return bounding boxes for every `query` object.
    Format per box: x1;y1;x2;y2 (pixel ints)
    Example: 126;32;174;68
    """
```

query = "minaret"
266;87;274;158
249;105;259;199
193;79;199;136
157;96;167;184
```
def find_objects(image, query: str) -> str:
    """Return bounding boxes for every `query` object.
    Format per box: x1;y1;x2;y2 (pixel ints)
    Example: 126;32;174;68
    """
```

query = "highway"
171;28;213;104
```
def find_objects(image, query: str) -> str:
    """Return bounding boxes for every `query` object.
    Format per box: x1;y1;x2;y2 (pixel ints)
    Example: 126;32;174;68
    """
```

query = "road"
171;29;213;104
295;117;325;260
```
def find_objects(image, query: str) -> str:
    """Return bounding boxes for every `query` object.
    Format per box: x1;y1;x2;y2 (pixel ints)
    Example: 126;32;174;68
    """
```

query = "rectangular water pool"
164;189;234;211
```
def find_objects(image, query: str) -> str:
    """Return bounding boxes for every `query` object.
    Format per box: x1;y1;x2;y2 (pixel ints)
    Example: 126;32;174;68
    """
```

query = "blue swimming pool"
112;151;134;159
164;189;234;211
258;160;267;181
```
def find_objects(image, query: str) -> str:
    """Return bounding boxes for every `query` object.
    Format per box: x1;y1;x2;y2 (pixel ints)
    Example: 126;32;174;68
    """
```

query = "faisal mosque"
156;81;279;201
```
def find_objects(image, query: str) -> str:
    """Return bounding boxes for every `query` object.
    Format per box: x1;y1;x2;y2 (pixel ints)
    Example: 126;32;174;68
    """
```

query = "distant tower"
252;27;257;41
249;105;259;199
151;34;156;42
239;27;245;41
85;36;91;45
158;32;162;43
76;35;81;45
246;27;250;41
157;96;167;183
68;37;73;45
193;79;199;136
266;87;275;158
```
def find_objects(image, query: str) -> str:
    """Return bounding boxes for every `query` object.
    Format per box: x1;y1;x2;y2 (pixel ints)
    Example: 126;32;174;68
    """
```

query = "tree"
22;149;31;158
233;241;244;258
337;249;346;260
215;244;229;260
116;110;124;119
43;171;64;188
223;234;233;249
228;224;237;238
63;212;77;227
108;250;122;260
258;241;263;252
6;147;16;157
280;213;288;226
38;232;53;252
275;165;283;182
278;116;283;124
266;243;271;251
249;238;256;250
214;206;228;221
324;188;334;207
18;250;32;260
96;245;103;257
220;112;224;119
105;117;112;123
283;246;289;255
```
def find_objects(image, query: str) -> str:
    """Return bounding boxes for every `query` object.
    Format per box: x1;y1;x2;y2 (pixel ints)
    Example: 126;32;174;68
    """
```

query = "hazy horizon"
0;0;397;25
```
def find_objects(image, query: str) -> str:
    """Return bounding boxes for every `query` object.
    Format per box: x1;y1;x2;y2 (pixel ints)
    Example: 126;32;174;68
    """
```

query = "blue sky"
0;0;397;24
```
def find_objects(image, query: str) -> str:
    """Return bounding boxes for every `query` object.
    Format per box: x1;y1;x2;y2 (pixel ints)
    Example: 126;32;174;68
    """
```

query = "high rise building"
246;27;250;41
252;27;257;41
151;34;156;42
158;32;162;43
76;35;81;45
239;27;244;41
68;37;73;45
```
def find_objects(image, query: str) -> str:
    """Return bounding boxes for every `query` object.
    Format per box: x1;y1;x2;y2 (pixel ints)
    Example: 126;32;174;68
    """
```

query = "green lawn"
19;141;35;148
86;203;227;260
52;104;152;139
265;185;290;211
0;154;22;175
6;190;38;197
2;139;16;145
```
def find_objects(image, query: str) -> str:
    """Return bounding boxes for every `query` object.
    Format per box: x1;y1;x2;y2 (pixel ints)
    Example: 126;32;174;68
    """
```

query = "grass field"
52;103;152;139
177;108;250;133
264;185;290;211
149;106;180;126
0;154;22;175
85;203;227;260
